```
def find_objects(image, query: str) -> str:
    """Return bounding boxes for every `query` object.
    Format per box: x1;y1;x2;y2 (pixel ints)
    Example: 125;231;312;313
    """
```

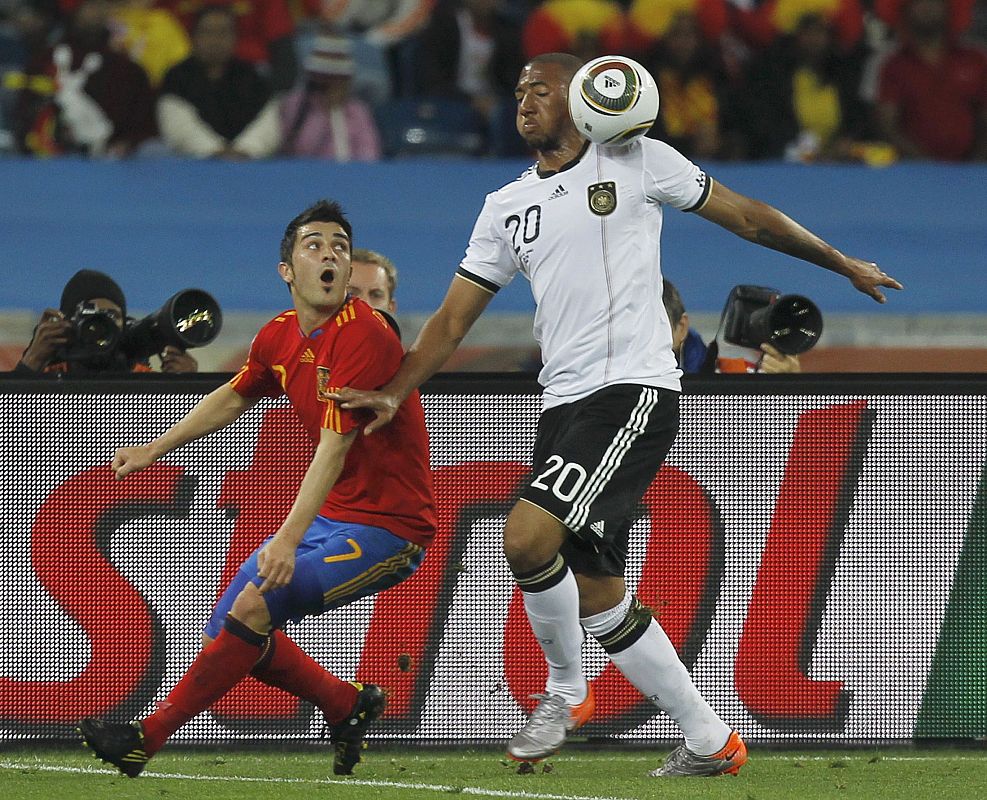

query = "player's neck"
536;137;589;177
294;301;342;336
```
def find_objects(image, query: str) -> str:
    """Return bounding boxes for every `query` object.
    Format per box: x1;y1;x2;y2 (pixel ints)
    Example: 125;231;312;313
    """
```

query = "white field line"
614;754;987;762
0;759;627;800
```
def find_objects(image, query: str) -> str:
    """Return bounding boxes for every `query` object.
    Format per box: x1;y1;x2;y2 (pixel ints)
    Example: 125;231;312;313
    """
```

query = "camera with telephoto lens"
61;289;223;365
718;284;823;355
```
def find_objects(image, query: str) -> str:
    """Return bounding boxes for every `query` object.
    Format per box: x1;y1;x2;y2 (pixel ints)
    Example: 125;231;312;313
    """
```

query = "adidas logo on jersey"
548;184;568;200
589;520;606;537
300;347;315;363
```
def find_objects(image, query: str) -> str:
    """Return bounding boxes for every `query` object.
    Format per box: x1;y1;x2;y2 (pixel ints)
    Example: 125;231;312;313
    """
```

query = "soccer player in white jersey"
333;52;902;778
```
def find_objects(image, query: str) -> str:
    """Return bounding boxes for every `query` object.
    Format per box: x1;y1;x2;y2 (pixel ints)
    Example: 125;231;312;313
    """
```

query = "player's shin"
513;554;587;704
141;615;268;755
250;628;359;723
582;595;730;755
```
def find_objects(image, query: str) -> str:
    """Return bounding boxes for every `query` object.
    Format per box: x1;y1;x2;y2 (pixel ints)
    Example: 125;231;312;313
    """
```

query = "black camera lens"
750;294;823;355
719;285;824;356
77;313;119;351
121;289;223;360
170;289;221;347
61;303;122;361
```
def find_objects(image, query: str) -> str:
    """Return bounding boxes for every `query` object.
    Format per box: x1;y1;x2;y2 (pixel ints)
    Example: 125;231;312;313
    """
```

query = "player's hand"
844;258;903;303
20;309;71;371
111;445;157;480
758;343;801;374
257;535;296;594
160;346;198;374
329;387;400;435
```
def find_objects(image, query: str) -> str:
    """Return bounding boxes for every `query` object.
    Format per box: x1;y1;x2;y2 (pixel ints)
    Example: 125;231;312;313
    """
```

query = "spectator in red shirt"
876;0;987;160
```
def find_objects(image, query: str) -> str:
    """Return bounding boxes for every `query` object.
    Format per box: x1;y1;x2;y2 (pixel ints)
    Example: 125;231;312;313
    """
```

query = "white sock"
520;566;587;706
582;600;730;755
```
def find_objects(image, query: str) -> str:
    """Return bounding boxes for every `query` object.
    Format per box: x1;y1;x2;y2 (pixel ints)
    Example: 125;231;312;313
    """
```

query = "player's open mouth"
320;268;335;288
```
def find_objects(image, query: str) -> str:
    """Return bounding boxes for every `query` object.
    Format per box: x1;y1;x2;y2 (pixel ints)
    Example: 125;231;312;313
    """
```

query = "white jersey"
458;138;711;408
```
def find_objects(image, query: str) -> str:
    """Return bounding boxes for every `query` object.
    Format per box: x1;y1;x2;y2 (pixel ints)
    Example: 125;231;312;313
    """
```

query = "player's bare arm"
332;276;494;434
112;384;259;480
696;179;904;303
256;427;357;594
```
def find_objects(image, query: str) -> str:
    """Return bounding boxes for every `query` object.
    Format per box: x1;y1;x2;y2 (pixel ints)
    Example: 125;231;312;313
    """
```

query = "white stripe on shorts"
563;386;661;532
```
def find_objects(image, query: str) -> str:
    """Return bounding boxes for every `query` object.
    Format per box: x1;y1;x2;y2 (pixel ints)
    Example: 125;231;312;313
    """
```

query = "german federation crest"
588;182;617;216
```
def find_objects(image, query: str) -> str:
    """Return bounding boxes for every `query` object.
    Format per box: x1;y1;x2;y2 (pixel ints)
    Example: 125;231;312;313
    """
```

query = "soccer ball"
568;55;659;146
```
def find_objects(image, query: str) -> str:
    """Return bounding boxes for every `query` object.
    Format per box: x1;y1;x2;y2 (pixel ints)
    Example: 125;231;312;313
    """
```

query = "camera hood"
121;289;223;360
720;284;823;355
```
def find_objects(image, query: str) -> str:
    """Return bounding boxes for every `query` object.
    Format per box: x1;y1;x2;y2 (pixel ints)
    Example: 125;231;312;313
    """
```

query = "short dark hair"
662;279;685;328
192;4;237;34
527;52;584;83
280;199;353;264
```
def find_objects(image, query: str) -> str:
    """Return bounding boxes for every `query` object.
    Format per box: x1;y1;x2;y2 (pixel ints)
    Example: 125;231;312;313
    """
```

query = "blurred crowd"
0;0;983;162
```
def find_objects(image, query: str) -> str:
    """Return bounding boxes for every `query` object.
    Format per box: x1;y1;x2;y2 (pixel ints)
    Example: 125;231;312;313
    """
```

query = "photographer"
662;279;801;374
13;269;198;375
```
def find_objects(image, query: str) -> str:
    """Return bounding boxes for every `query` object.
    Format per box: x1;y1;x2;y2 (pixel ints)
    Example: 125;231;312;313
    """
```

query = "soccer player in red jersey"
78;199;435;778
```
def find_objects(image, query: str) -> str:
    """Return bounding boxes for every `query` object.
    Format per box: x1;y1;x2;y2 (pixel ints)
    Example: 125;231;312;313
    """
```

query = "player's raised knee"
229;583;272;634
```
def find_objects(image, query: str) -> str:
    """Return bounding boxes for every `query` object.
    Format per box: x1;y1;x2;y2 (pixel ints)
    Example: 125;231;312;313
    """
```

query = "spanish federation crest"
316;366;331;401
587;182;617;216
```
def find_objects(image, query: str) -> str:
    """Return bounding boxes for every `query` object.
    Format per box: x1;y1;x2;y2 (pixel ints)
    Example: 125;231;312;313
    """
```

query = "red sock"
142;617;266;755
251;629;358;723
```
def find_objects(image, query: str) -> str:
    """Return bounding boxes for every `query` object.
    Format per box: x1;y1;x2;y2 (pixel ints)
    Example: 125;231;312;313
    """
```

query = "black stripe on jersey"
456;267;501;295
683;171;713;213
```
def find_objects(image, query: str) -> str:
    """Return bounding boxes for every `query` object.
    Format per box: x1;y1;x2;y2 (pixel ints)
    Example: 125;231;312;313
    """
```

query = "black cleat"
328;683;387;775
77;717;148;778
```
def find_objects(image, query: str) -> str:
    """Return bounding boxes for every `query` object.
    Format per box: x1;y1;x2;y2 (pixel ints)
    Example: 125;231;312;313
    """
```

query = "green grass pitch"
2;745;986;800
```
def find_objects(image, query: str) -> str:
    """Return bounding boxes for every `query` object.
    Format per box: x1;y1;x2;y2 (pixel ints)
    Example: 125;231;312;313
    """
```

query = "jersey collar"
536;140;590;179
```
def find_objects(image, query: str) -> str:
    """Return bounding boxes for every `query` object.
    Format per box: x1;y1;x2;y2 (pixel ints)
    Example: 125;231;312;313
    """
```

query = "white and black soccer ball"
568;55;659;146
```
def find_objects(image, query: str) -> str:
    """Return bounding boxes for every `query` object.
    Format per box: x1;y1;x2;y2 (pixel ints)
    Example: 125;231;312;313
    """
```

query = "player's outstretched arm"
112;383;259;480
332;276;494;434
696;180;904;303
256;427;358;594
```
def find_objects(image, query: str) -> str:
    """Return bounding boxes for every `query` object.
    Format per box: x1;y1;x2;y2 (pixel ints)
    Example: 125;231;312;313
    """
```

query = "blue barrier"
0;158;982;314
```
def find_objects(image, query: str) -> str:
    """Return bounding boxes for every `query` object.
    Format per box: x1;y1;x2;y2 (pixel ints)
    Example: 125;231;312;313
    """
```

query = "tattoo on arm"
751;206;841;273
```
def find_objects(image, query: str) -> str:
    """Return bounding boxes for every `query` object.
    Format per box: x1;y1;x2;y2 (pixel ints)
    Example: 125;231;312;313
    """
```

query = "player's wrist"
272;526;305;549
146;438;172;462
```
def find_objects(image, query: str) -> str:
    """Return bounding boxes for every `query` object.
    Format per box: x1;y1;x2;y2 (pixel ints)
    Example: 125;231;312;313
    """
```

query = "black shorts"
518;384;679;577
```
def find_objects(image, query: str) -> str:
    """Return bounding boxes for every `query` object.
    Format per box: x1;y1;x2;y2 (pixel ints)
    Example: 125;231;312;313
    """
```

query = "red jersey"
878;42;987;161
229;299;436;547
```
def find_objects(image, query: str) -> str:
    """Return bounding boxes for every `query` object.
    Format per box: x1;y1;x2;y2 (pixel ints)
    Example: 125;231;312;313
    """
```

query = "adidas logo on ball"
568;55;659;146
